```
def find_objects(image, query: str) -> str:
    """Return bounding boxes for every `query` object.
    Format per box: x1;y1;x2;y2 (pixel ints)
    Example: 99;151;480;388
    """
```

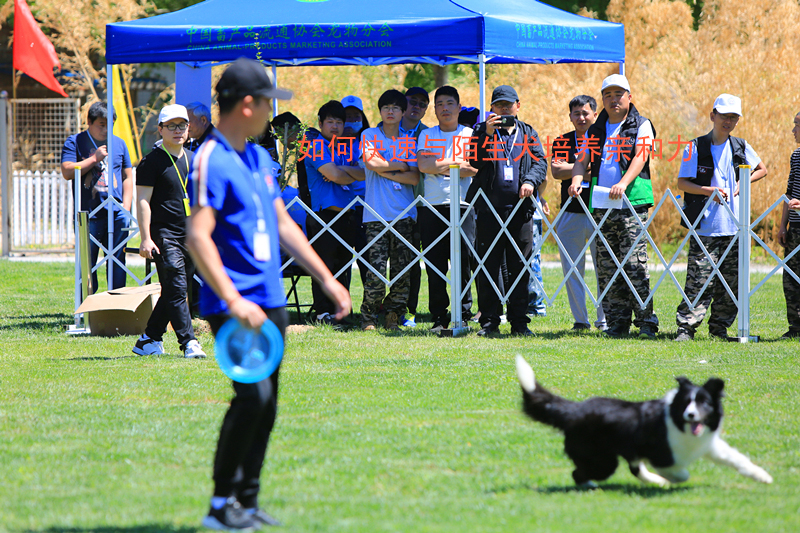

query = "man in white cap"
569;73;659;339
132;104;206;358
674;94;767;341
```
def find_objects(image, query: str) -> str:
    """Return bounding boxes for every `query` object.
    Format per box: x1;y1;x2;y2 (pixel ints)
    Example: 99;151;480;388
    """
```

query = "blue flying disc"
215;318;284;383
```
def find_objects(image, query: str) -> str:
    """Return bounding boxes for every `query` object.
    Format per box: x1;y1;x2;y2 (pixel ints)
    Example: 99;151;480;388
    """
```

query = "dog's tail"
515;355;577;431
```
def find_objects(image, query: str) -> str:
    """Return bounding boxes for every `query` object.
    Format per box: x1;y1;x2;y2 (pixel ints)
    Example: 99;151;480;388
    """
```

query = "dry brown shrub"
275;0;800;252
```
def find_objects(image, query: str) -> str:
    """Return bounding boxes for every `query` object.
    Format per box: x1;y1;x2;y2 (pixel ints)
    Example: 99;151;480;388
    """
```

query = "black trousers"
419;205;475;323
207;307;288;509
407;218;422;315
145;236;195;347
476;209;533;329
306;209;357;316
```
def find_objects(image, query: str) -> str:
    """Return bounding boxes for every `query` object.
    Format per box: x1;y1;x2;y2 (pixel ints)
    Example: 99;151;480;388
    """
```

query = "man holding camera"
471;85;547;337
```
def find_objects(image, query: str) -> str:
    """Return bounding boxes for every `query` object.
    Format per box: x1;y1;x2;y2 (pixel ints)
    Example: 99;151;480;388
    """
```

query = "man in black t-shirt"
132;104;205;359
551;95;607;332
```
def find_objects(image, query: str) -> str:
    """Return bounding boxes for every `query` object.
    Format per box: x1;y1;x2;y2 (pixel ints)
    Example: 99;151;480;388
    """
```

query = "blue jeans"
89;210;129;291
527;219;546;315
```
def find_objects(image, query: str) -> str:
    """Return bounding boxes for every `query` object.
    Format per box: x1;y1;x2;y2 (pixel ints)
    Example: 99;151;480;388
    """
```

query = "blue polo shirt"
360;126;418;223
61;131;131;213
190;130;286;317
303;133;357;212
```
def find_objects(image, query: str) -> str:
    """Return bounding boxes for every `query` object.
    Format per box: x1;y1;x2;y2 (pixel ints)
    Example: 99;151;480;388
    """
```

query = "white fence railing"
12;170;74;248
62;160;794;340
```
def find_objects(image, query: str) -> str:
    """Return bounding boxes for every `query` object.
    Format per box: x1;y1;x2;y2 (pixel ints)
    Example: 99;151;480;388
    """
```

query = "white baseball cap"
601;74;631;93
341;95;363;111
158;104;189;124
713;94;742;117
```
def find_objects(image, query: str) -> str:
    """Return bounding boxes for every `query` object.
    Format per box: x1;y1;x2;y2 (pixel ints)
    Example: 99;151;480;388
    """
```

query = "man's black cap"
491;85;519;104
405;87;429;102
216;57;293;102
271;111;301;130
458;107;480;128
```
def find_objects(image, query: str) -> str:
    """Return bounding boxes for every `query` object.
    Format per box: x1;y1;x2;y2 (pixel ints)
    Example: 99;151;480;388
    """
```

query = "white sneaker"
132;334;164;356
183;339;207;359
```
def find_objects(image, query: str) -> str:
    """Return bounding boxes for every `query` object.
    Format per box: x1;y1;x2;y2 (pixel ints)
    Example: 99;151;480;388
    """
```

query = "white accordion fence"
69;165;796;341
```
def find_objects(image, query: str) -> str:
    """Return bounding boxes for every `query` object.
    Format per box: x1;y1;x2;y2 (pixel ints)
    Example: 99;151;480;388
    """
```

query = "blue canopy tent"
105;0;625;115
88;0;624;307
106;0;624;67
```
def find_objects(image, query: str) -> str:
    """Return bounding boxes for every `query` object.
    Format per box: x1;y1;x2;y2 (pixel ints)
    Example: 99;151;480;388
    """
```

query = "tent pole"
479;54;486;118
272;65;279;118
619;62;625;76
106;64;115;291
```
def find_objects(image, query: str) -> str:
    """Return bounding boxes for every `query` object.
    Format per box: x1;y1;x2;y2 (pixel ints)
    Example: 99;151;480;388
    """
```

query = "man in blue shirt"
187;58;350;530
303;100;364;327
61;101;133;291
360;89;420;331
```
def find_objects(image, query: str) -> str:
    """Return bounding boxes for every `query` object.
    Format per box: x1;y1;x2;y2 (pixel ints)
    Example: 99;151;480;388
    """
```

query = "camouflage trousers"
676;234;738;334
361;217;416;325
783;228;800;332
593;208;658;330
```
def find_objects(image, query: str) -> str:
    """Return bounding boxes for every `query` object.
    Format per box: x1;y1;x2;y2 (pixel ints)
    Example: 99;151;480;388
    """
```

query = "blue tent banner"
106;0;624;67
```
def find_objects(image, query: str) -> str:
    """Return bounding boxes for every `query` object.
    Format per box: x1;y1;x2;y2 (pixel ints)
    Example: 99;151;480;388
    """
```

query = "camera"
497;115;515;128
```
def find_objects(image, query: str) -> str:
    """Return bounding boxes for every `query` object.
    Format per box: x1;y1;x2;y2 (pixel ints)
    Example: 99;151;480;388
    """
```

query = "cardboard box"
75;284;161;336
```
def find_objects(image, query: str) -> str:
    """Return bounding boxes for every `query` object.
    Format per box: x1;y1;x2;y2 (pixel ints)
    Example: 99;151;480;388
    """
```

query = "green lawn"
1;260;798;533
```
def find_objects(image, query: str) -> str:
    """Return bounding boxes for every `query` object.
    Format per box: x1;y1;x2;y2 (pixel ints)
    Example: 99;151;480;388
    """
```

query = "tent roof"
106;0;624;67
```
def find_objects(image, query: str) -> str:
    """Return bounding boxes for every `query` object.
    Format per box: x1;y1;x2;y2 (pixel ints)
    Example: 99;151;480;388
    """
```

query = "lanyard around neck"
162;147;189;198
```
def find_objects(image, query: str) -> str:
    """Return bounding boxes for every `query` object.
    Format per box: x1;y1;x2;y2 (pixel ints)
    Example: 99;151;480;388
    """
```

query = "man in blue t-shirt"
674;94;767;341
303;100;364;326
359;89;420;331
187;58;350;531
61;101;132;291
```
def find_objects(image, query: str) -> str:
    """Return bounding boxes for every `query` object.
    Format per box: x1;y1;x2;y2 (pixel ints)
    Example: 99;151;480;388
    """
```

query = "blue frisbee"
214;318;284;383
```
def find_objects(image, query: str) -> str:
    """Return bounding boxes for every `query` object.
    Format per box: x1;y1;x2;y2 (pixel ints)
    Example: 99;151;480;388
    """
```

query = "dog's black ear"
703;377;725;398
675;376;693;389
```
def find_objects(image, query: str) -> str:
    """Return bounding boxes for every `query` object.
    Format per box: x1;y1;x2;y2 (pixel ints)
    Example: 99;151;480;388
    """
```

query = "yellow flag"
112;65;138;164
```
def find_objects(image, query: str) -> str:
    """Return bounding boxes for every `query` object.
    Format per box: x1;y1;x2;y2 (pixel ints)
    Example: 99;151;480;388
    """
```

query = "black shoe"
247;508;282;527
638;325;657;339
429;318;448;334
477;326;499;337
674;329;694;342
780;330;800;339
709;330;729;341
572;323;591;331
202;498;257;531
511;326;534;337
604;325;629;338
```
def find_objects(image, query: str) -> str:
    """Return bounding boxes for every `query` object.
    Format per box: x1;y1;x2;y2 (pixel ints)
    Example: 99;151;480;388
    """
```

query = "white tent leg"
272;64;279;118
479;54;486;117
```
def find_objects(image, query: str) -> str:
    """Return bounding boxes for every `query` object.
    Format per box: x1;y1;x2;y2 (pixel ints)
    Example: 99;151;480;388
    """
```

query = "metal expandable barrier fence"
282;165;793;341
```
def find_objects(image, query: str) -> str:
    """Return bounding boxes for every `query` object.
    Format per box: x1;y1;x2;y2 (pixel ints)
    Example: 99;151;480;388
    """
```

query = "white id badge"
503;165;514;182
254;232;271;262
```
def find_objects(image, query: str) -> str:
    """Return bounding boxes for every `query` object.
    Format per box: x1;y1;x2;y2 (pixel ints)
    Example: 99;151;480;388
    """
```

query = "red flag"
13;0;68;97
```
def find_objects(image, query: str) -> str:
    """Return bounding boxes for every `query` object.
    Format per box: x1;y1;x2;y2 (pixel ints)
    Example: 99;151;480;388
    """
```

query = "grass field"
1;259;798;533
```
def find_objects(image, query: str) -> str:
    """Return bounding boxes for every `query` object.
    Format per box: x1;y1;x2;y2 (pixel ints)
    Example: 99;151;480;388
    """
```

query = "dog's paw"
577;481;598;490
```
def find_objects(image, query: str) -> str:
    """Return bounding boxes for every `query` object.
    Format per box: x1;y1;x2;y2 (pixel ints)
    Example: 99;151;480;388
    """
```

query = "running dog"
515;355;773;487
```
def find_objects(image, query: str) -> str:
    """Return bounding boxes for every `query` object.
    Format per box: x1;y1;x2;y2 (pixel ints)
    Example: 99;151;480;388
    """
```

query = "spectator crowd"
63;72;800;342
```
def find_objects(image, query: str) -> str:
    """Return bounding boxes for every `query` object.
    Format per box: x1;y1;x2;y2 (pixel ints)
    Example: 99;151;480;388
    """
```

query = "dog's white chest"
665;409;715;466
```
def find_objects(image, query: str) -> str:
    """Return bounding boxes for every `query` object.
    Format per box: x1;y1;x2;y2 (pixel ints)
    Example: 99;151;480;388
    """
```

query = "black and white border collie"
515;356;772;487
